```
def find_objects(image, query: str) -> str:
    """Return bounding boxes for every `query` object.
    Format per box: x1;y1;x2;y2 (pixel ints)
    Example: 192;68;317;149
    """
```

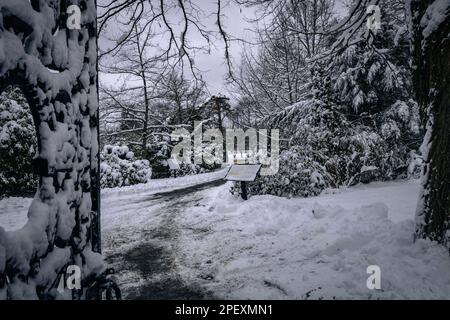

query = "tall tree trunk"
135;24;150;158
178;101;183;125
411;0;450;246
142;73;150;157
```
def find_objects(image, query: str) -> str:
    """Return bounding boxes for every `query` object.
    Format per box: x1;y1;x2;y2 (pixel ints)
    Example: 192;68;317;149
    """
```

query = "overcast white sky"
99;0;348;97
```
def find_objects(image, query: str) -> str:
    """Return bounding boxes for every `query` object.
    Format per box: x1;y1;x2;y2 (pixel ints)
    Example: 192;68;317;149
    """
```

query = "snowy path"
102;177;226;299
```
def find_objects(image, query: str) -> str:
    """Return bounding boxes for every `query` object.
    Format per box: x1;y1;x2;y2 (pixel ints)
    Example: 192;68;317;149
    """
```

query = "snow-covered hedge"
100;145;152;188
0;88;37;197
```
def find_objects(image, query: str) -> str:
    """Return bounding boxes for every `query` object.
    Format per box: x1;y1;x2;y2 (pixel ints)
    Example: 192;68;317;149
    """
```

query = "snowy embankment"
101;168;228;196
177;179;450;299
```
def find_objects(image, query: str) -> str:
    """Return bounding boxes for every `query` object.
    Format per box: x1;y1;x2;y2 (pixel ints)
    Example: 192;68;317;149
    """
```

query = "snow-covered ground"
2;173;450;299
177;179;450;299
0;169;228;232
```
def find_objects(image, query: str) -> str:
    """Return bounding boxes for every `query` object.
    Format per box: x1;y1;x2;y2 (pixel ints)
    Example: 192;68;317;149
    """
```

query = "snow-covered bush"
243;146;332;197
148;136;213;178
242;99;421;198
169;162;206;178
0;88;38;197
100;145;152;188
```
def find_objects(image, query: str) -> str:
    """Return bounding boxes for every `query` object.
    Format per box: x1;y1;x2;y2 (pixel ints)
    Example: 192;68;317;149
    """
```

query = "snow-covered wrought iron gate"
0;0;103;299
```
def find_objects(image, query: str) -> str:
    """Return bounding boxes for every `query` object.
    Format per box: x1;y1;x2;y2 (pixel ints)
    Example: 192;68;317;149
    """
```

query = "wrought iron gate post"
0;0;103;300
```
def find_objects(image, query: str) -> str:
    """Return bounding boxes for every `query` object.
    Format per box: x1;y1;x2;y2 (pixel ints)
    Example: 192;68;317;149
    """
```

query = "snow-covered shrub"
242;146;332;197
169;162;206;178
0;88;38;197
113;132;216;179
241;99;421;198
100;145;152;188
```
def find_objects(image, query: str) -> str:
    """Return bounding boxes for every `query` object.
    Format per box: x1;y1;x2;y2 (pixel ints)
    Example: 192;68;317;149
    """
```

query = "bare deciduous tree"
233;0;335;118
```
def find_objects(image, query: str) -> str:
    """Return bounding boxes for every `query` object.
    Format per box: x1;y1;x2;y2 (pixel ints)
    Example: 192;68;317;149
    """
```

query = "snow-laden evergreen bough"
0;0;104;299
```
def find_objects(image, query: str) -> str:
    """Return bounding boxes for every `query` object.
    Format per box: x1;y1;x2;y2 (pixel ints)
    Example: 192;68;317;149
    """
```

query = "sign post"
224;164;261;200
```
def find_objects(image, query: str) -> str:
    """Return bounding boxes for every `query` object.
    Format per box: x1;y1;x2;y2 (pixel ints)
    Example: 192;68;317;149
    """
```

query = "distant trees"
98;6;210;179
163;70;208;126
100;17;170;158
199;96;233;132
98;0;243;179
234;0;336;116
